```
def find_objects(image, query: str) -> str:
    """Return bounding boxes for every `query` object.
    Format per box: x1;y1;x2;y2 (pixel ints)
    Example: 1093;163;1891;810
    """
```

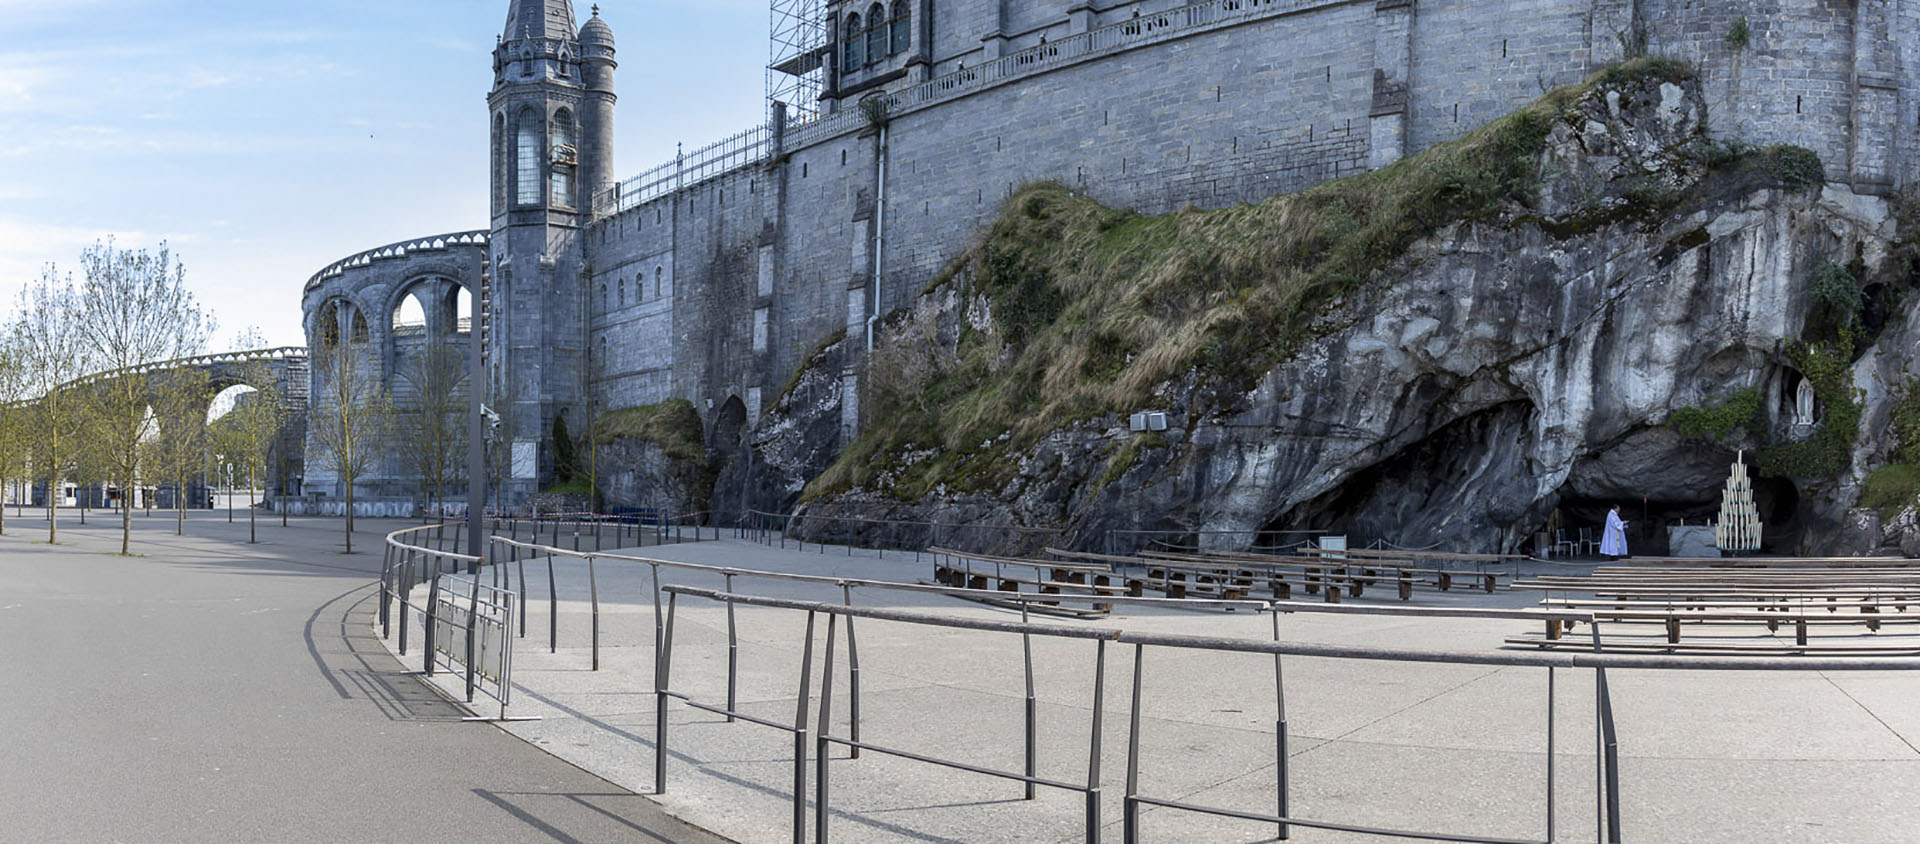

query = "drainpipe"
867;122;888;353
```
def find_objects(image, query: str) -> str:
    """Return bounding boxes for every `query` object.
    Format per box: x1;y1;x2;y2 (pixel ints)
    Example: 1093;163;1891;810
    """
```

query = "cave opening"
1551;475;1802;556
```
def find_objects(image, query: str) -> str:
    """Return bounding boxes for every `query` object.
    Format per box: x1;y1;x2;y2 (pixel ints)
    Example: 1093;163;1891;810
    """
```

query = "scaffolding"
768;0;828;123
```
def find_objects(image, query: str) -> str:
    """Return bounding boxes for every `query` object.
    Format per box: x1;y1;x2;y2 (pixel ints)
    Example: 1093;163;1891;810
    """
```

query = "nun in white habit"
1600;504;1630;558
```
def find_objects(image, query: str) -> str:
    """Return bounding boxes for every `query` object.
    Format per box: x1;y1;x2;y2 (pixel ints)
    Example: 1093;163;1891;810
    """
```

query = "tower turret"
578;6;617;212
487;0;598;500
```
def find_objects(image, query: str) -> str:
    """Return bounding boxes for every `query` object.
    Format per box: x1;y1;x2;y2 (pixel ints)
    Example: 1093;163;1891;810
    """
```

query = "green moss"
1757;337;1862;478
1668;387;1762;445
810;58;1711;500
543;478;593;496
592;399;706;462
1861;464;1920;518
1755;145;1824;190
1892;377;1920;466
1094;432;1170;492
1726;15;1750;49
1806;261;1862;344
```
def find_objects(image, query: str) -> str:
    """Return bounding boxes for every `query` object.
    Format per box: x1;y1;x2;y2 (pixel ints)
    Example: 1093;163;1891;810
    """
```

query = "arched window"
635;271;644;301
617;278;625;308
654;266;663;298
843;14;863;71
550;109;576;208
890;0;910;55
516;108;542;206
866;4;886;67
600;282;608;311
492;114;506;213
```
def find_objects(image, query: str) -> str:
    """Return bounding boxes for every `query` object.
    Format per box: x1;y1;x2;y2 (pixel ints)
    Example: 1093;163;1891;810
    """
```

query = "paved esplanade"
0;512;726;843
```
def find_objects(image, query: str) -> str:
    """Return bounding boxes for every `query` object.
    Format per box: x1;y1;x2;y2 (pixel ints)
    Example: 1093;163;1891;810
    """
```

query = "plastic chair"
1553;529;1577;558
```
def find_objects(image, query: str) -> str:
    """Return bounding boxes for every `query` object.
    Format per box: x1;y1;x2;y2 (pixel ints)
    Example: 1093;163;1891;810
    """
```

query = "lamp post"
466;272;492;574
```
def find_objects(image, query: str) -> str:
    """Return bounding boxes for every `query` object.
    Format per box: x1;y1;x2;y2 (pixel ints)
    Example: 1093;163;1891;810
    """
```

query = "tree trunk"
121;473;132;556
248;463;257;544
47;470;57;545
345;481;355;554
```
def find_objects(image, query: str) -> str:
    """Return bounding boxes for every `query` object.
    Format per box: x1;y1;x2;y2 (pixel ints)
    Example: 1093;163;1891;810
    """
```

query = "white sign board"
512;440;537;480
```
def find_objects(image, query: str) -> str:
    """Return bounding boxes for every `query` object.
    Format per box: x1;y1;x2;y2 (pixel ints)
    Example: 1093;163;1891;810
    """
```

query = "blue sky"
0;0;769;349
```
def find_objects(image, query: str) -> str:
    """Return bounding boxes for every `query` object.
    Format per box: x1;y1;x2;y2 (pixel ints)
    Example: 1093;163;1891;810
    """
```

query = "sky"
0;0;770;351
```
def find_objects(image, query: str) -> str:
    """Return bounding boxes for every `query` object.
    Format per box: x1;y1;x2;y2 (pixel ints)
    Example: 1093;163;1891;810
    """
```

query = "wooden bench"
1157;549;1505;596
1505;636;1920;654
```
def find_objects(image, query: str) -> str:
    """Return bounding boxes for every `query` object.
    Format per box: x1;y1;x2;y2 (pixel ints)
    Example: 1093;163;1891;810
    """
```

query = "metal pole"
651;563;665;659
1086;638;1107;844
398;555;412;656
656;591;678;793
423;562;441;676
465;575;480;702
1545;666;1555;842
589;555;600;671
516;545;527;638
1600;668;1621;843
726;572;738;723
1023;601;1037;800
1273;610;1290;840
816;614;839;843
792;611;817;844
1123;643;1143;844
842;583;862;760
547;553;558;653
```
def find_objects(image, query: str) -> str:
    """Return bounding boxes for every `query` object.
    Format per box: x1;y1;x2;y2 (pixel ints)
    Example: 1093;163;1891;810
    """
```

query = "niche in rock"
1264;401;1541;554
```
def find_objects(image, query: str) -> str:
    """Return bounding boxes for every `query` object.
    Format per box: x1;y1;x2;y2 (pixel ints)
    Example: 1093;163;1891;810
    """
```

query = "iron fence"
382;524;529;721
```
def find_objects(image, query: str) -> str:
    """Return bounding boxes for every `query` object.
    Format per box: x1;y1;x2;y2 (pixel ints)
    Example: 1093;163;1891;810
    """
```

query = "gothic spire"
502;0;577;43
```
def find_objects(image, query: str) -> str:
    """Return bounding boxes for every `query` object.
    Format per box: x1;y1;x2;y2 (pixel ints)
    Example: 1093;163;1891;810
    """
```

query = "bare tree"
13;268;89;544
70;240;211;554
224;328;287;543
311;336;391;553
0;336;29;536
151;367;213;536
394;341;468;521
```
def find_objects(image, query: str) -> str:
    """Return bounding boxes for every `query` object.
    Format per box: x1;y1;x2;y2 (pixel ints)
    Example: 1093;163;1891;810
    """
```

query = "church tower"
488;0;615;499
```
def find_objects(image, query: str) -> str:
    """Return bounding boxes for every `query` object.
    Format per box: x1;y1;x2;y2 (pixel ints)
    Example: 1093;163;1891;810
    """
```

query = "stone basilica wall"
580;0;1920;459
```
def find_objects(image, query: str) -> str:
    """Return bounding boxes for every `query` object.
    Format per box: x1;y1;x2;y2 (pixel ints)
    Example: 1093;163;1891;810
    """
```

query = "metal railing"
382;524;528;720
596;126;771;214
658;587;1920;844
740;508;1066;558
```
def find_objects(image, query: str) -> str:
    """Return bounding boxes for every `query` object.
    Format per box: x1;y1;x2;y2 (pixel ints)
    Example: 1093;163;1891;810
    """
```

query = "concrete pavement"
394;537;1920;843
0;509;727;844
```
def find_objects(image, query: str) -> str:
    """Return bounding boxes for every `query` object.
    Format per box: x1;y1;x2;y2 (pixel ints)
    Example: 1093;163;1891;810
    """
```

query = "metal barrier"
650;586;1920;844
382;524;531;721
486;533;1266;786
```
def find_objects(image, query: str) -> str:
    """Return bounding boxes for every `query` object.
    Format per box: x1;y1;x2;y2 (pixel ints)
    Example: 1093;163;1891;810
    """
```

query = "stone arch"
711;395;748;452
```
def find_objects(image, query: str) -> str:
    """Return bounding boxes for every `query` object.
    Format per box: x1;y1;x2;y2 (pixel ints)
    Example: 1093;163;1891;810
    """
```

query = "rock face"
774;73;1911;556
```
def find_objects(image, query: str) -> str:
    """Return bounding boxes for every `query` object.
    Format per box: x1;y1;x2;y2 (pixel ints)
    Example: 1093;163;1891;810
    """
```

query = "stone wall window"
654;266;663;298
843;13;864;72
550;109;576;208
515;109;542;206
492;114;506;213
890;0;910;55
865;4;886;67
